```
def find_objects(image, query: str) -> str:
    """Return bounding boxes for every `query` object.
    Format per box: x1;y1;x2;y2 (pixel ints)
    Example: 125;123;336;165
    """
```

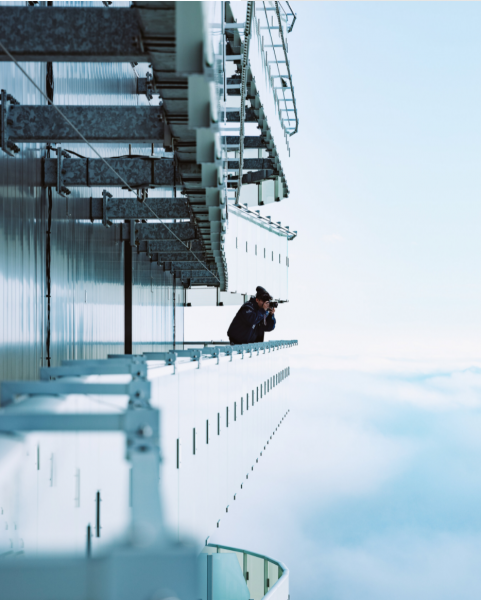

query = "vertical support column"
173;274;176;351
264;558;269;595
45;24;54;367
124;241;133;354
207;554;213;600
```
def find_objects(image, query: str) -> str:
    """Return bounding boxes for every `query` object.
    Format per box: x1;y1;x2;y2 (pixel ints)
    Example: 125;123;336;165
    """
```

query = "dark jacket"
227;297;276;344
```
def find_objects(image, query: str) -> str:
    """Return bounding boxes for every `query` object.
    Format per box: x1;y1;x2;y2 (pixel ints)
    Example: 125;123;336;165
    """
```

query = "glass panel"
246;554;265;600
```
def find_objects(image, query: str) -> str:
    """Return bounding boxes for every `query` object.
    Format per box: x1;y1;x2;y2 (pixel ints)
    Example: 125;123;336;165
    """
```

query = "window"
255;245;257;256
236;237;238;249
246;241;248;252
257;387;259;402
246;393;249;410
264;248;266;259
226;406;229;428
217;413;220;435
252;390;254;406
279;254;281;263
193;428;196;455
176;438;181;469
206;420;209;444
272;251;274;261
241;398;244;416
234;402;237;421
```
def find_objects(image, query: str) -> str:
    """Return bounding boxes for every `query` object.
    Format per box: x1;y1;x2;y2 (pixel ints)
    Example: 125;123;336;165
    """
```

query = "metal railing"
205;543;289;600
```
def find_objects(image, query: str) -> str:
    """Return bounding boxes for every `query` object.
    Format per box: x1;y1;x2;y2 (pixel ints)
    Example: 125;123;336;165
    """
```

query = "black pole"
173;274;176;351
86;524;91;557
96;491;101;537
124;241;133;354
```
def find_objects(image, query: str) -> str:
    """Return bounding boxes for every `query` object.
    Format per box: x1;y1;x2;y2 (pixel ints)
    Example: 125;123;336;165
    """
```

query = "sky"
190;2;481;598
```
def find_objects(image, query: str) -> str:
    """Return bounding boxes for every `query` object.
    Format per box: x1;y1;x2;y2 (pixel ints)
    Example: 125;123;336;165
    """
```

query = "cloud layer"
211;363;481;599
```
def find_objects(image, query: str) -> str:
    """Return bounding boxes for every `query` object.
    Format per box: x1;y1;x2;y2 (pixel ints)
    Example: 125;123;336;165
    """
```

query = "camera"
269;301;278;310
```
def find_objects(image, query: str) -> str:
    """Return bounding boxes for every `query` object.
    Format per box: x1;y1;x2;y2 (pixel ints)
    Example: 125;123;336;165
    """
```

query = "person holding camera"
227;286;277;345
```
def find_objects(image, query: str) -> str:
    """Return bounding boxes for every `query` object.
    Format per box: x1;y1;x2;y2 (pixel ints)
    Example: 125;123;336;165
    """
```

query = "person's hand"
269;307;276;314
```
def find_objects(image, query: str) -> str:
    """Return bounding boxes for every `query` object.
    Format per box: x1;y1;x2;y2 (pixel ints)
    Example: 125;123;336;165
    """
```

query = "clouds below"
211;363;481;599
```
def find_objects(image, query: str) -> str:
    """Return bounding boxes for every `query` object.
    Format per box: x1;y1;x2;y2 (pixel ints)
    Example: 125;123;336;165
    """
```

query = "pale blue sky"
193;3;481;597
189;1;481;361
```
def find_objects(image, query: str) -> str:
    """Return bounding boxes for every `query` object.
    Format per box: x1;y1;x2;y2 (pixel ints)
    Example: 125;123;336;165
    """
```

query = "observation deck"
0;340;296;600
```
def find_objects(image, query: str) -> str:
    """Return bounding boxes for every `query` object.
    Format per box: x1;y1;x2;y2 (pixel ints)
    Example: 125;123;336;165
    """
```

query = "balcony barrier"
202;543;289;600
0;340;297;556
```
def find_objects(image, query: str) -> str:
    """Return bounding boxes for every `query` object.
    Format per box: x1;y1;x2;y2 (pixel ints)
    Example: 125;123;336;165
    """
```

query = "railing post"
264;558;269;595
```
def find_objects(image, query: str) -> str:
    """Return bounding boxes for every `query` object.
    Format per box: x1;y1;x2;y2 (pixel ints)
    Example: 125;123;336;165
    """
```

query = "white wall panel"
225;207;290;301
0;347;294;560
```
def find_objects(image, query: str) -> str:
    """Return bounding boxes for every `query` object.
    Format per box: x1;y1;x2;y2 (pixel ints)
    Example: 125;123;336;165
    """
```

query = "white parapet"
0;344;296;556
224;204;291;301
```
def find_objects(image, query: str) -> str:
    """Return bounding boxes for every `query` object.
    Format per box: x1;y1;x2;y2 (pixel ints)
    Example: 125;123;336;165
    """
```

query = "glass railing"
202;543;289;600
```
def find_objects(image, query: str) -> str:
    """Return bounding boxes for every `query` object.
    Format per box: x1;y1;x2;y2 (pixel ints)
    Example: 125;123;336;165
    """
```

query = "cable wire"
0;39;220;283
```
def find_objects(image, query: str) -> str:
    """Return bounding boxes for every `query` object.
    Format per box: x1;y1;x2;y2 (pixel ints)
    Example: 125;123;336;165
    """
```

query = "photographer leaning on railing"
227;286;277;345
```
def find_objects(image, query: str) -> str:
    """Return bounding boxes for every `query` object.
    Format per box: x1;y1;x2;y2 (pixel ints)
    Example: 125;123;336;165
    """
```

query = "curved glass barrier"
203;543;289;600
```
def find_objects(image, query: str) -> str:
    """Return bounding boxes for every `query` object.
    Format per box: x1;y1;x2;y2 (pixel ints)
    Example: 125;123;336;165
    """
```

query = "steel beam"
44;157;177;188
179;270;218;278
150;251;207;262
227;159;275;170
146;240;204;253
4;105;163;144
0;7;152;62
169;261;217;270
121;222;196;243
88;197;190;220
222;136;265;148
189;278;219;286
223;108;257;123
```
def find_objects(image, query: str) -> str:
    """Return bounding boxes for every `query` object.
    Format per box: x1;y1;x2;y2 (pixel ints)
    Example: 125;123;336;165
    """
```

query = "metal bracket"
210;347;221;364
143;352;177;366
137;187;148;203
55;145;71;197
0;89;20;156
175;349;202;363
130;219;136;248
222;346;234;361
137;72;157;101
102;189;113;228
41;357;148;379
0;378;150;407
143;351;177;374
